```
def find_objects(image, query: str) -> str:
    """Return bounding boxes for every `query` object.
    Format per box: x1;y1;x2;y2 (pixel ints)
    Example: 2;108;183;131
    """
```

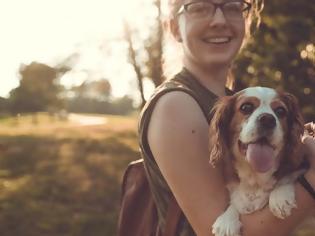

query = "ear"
276;92;305;177
283;93;304;165
169;18;182;42
209;96;235;167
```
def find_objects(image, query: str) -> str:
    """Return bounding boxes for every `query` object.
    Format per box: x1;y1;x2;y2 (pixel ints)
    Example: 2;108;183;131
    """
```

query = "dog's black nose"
258;113;276;129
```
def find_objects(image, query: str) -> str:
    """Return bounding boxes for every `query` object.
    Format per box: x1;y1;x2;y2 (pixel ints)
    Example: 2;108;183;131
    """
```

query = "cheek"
231;19;245;36
178;16;199;41
239;114;256;140
177;17;187;40
230;114;245;141
178;19;197;54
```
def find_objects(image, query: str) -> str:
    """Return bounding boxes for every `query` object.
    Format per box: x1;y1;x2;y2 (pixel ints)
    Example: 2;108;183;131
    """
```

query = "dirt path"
68;114;108;126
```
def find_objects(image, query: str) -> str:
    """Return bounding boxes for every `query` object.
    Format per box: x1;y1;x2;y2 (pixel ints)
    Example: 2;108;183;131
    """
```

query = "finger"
304;122;315;137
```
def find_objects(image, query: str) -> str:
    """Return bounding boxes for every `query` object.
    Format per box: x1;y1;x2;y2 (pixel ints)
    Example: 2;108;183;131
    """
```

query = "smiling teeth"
206;37;230;43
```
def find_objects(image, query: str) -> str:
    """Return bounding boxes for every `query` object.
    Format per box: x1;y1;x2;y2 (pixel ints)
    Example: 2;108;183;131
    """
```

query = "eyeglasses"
177;0;252;21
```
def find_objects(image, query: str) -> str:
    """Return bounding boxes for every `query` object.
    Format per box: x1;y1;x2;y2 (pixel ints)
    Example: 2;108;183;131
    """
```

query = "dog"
209;87;305;236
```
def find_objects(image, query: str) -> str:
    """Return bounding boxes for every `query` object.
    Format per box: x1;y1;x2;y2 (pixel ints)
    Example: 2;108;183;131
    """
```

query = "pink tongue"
246;143;274;173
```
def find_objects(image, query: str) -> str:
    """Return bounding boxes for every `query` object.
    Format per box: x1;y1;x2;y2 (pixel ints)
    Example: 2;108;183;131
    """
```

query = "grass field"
0;113;139;236
0;113;314;236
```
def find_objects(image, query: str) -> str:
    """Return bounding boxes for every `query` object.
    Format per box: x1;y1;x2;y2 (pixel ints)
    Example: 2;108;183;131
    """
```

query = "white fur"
212;205;242;236
212;87;298;236
230;184;269;214
213;178;298;236
240;87;284;154
269;170;305;219
269;182;297;219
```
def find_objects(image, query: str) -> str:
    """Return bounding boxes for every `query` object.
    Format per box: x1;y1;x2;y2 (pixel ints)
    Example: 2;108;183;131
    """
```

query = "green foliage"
70;79;112;101
65;79;135;115
8;62;65;114
66;96;135;115
6;61;134;116
234;0;315;121
0;97;8;114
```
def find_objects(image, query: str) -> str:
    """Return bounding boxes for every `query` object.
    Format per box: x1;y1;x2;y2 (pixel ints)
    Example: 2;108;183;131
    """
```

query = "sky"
0;0;156;101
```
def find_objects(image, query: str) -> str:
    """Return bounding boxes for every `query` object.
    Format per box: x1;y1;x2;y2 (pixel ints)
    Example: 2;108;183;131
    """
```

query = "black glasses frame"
177;0;252;17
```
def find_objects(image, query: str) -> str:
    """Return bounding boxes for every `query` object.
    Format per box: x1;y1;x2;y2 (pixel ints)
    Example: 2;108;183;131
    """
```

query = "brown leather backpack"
117;159;182;236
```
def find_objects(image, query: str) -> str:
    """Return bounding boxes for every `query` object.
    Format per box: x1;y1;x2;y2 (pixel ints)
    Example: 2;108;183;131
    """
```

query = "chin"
209;87;306;236
201;48;240;67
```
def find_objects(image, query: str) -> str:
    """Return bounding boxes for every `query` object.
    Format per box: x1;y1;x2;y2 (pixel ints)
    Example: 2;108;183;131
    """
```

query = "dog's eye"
240;102;254;115
274;107;287;118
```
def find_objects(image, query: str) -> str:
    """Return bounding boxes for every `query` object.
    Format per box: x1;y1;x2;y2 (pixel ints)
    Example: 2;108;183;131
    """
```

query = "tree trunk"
123;23;146;109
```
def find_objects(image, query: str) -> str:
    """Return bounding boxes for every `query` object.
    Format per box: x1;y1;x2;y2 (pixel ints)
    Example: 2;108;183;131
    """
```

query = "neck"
183;59;230;97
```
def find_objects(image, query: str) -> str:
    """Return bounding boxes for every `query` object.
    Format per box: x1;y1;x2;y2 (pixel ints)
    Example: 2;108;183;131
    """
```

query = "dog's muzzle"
257;113;276;130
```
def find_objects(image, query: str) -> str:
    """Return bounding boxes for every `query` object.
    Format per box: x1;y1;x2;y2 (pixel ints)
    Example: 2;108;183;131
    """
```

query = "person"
138;0;315;235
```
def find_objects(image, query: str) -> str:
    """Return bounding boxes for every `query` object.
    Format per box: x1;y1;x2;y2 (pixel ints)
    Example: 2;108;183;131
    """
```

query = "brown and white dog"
210;87;305;236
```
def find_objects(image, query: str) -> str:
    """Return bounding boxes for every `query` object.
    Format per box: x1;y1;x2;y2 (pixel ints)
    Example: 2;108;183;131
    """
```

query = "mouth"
238;137;275;156
203;37;232;44
238;137;276;173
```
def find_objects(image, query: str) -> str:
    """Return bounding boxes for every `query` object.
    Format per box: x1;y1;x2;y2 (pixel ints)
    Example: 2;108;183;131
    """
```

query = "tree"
124;0;164;108
66;79;134;115
8;62;66;114
0;97;8;114
70;79;112;101
124;22;146;108
234;0;315;121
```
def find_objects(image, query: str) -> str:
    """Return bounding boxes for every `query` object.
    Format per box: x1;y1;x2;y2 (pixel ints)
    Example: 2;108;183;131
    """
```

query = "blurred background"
0;0;314;235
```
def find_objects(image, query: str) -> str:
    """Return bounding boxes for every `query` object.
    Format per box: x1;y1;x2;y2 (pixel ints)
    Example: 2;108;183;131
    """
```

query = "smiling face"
230;87;289;173
209;86;304;178
172;0;246;69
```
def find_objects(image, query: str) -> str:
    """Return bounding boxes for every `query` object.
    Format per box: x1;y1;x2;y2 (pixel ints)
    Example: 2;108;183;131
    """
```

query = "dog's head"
209;87;304;177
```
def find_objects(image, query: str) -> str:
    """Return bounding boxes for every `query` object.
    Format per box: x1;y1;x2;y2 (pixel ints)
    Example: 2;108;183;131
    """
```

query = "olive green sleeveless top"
138;68;232;235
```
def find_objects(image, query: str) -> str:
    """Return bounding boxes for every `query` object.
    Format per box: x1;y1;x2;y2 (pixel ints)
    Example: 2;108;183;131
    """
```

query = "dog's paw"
269;183;297;219
212;205;242;236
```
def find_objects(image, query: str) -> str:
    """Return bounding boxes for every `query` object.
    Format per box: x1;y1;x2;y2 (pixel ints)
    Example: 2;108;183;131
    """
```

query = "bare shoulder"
148;90;209;163
149;90;208;131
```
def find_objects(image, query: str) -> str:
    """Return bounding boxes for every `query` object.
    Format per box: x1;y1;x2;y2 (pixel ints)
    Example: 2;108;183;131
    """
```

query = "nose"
257;113;276;129
209;8;227;26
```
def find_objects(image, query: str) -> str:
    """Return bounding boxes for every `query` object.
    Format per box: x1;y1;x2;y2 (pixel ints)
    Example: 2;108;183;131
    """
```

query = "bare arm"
241;173;315;236
147;92;315;236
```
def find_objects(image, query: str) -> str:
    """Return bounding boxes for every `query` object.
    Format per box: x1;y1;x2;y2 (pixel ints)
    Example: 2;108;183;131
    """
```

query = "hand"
302;122;315;171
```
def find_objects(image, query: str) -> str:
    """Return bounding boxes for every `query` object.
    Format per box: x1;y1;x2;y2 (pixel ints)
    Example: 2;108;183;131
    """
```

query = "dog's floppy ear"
209;96;235;167
276;92;305;177
283;92;304;165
